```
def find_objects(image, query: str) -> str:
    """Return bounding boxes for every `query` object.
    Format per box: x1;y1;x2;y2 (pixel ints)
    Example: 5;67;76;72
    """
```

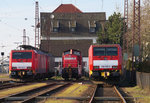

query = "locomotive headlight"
27;67;32;69
27;71;32;75
112;66;118;69
12;67;17;69
93;66;99;69
11;71;16;75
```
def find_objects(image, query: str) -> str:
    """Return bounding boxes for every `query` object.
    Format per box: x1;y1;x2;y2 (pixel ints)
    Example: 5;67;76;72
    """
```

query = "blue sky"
0;0;124;57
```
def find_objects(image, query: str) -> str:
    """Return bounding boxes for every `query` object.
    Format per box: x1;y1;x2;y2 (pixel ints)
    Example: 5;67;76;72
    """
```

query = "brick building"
40;4;106;71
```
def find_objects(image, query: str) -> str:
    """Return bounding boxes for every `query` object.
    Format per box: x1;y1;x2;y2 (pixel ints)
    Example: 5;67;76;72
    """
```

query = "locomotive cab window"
93;47;118;56
64;51;70;55
93;47;105;56
12;52;32;59
106;47;118;56
73;51;80;56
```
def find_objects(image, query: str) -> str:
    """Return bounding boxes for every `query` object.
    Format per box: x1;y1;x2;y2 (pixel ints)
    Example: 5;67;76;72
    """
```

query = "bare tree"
127;0;150;59
140;0;150;59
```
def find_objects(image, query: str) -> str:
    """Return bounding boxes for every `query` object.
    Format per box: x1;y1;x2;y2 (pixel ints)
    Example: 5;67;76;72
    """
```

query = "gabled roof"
53;4;82;13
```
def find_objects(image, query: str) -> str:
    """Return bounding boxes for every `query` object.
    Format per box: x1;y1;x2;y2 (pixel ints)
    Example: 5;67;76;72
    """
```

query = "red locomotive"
62;49;82;80
89;44;122;79
9;45;55;79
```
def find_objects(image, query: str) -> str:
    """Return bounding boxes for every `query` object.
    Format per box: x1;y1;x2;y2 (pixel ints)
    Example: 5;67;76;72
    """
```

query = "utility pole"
35;1;40;48
26;36;30;45
132;0;141;65
123;0;129;55
23;29;26;45
1;52;4;73
122;0;129;70
131;0;141;84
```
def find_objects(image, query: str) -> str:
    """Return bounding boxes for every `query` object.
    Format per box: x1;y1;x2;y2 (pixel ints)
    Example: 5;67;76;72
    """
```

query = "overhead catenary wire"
0;20;22;32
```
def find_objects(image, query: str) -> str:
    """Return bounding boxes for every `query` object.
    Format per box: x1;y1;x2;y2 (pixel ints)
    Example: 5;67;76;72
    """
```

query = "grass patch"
0;74;9;78
46;83;94;103
56;83;89;97
81;76;90;80
51;76;64;80
45;99;77;103
125;86;150;103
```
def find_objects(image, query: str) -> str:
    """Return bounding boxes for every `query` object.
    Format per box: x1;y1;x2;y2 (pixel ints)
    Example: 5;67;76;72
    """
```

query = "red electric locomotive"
9;45;55;79
89;44;122;79
62;49;82;80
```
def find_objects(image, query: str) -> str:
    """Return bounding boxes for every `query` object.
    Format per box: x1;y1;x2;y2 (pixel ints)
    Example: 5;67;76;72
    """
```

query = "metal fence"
136;72;150;90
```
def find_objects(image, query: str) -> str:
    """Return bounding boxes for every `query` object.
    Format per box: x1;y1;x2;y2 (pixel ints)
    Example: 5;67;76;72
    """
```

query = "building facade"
40;4;106;72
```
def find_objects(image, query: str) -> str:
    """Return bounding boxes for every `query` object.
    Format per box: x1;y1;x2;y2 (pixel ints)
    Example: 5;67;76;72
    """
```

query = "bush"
138;60;150;73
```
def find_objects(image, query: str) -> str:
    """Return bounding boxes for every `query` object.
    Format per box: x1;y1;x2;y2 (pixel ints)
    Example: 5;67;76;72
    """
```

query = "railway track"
0;80;13;84
90;84;127;103
0;82;27;90
0;79;56;91
0;82;71;103
0;80;129;103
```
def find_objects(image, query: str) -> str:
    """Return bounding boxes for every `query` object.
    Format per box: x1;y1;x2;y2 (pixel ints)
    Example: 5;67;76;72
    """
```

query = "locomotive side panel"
89;45;93;77
48;55;55;77
33;52;38;75
9;49;55;80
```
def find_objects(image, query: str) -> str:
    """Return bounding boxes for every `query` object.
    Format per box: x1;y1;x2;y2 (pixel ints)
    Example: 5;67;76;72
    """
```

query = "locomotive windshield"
73;51;80;56
93;47;105;56
64;51;70;55
93;47;118;56
106;47;118;56
12;52;32;59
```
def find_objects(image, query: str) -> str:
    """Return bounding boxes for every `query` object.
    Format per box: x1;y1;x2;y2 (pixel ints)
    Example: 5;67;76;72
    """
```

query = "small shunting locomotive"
62;49;82;80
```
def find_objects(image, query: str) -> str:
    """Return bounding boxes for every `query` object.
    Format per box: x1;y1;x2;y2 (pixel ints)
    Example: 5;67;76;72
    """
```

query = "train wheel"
76;77;79;80
89;75;93;80
64;78;69;81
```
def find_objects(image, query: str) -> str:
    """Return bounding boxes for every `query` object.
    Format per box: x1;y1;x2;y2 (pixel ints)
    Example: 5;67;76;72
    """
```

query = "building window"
89;27;95;33
88;20;96;33
69;21;76;33
51;20;59;32
53;28;59;32
70;27;76;32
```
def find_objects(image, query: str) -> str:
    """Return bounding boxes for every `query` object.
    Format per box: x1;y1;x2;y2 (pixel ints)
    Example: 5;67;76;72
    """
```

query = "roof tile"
53;4;82;13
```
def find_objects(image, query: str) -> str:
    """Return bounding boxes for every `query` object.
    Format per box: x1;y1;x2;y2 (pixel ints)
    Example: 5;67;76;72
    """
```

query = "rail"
114;86;127;103
0;82;26;90
89;84;97;103
0;82;71;103
89;84;127;103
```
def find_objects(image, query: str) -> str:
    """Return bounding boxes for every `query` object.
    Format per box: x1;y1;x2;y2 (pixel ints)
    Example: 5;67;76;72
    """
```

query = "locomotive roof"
35;50;53;56
92;44;121;47
19;45;38;50
63;49;81;53
18;45;53;56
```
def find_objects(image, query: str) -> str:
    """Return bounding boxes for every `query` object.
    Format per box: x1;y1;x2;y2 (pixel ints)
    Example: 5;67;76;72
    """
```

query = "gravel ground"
1;74;149;103
45;82;96;103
